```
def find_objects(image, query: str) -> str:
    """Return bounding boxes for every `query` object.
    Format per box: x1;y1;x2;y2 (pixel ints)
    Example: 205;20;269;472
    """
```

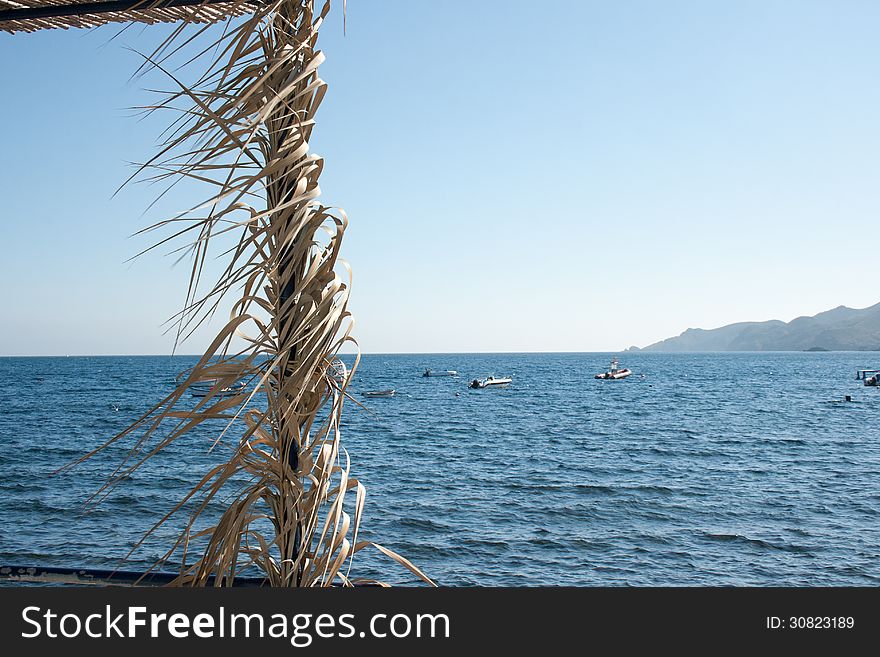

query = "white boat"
190;380;246;397
362;389;395;398
423;368;458;377
594;357;632;380
469;376;512;389
857;369;880;386
329;358;348;384
175;366;247;397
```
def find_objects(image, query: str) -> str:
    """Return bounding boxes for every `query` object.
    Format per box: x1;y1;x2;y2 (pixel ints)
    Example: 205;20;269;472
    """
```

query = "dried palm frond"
64;0;433;587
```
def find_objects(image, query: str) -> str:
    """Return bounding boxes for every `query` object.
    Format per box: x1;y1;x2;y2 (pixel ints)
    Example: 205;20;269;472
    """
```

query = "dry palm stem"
64;0;433;587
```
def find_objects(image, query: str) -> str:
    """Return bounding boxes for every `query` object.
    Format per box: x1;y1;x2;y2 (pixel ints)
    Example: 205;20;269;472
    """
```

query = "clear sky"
2;0;880;355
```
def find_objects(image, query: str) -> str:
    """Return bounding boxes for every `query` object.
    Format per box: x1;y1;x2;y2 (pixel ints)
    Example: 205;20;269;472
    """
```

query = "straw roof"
0;0;256;33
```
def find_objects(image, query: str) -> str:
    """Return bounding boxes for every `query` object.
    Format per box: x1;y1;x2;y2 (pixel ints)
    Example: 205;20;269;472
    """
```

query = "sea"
1;352;879;586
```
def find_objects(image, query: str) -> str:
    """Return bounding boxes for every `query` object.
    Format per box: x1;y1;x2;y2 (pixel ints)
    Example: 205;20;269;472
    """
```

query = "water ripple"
1;352;879;586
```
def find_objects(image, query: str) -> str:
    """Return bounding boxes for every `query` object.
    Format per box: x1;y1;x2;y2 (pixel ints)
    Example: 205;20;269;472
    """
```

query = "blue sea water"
1;352;879;586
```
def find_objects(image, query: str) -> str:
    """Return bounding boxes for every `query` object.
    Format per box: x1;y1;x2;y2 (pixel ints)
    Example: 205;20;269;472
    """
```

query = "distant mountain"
640;302;880;352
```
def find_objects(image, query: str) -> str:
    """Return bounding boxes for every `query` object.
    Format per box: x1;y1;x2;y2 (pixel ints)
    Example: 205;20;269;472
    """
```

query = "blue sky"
1;0;879;355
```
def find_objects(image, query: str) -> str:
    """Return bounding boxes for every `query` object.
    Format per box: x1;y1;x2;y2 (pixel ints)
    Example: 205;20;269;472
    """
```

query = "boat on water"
328;358;348;384
423;368;458;377
856;369;880;386
174;365;248;397
469;376;512;389
362;389;395;398
595;357;632;380
190;380;246;397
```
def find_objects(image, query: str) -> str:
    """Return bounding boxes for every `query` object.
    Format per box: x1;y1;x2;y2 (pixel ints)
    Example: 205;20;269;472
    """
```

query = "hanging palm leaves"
63;0;433;587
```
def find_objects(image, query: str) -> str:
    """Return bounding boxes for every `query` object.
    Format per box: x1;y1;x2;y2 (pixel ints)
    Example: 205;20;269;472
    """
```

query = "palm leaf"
67;0;433;587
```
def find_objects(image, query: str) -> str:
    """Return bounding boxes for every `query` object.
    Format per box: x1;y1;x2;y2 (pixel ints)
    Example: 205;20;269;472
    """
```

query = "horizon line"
0;350;629;358
2;349;880;358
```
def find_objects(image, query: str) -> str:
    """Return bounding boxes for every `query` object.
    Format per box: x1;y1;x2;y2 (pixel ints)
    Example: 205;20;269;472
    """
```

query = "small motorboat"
857;369;880;386
175;365;247;397
423;368;458;377
469;376;512;389
362;389;395;398
190;380;247;397
595;357;632;380
328;358;348;384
